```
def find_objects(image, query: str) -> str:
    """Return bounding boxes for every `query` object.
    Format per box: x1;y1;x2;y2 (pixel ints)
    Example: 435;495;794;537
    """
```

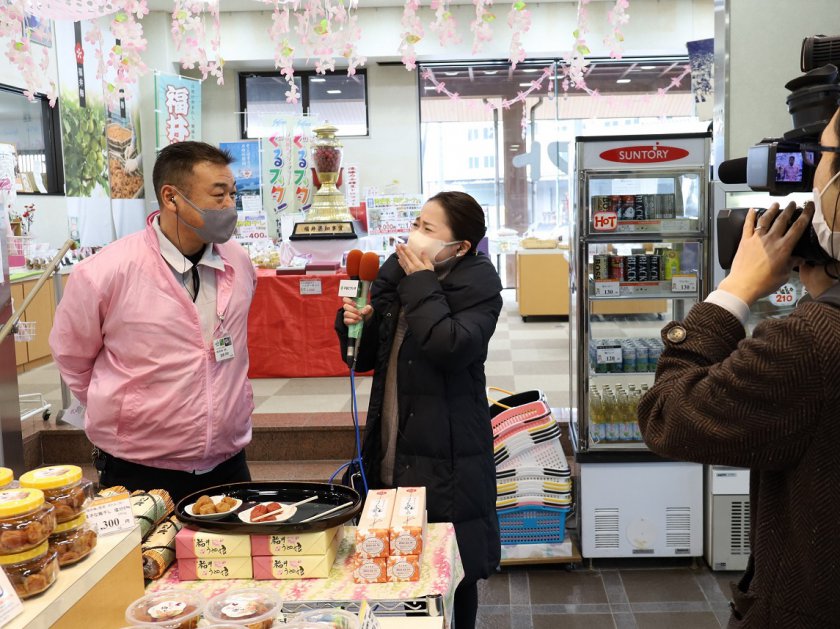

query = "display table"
247;269;355;378
147;522;464;627
8;525;144;629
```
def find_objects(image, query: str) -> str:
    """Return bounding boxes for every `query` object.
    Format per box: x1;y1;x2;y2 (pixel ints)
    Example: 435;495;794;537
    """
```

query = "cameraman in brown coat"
639;106;840;628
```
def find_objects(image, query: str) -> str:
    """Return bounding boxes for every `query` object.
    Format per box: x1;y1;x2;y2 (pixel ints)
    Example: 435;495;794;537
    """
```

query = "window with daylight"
0;85;64;194
419;59;699;242
239;70;368;138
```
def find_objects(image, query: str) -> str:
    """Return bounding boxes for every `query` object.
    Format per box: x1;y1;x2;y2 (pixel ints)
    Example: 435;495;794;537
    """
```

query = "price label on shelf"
671;274;697;293
299;279;323;295
594;280;621;297
770;283;796;307
86;492;135;537
596;346;623;364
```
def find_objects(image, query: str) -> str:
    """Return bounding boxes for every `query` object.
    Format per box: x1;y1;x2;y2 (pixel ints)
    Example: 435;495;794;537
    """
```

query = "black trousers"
96;449;251;505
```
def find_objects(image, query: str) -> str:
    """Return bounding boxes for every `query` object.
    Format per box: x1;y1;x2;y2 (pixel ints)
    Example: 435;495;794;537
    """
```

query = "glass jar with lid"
19;465;93;524
0;467;14;490
0;487;56;555
0;540;59;599
49;512;98;566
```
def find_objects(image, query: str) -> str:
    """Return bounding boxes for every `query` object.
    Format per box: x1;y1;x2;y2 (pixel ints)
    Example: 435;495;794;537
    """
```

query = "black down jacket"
336;252;503;582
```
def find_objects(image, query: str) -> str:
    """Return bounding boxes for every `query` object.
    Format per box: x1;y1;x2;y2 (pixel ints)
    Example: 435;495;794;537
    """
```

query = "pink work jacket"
49;214;257;472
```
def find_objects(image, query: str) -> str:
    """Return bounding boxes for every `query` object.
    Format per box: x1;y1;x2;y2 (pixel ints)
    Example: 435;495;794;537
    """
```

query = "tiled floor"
18;289;741;628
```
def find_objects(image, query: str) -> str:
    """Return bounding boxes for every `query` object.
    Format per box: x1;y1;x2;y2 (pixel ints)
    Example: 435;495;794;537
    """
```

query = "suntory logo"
599;143;690;163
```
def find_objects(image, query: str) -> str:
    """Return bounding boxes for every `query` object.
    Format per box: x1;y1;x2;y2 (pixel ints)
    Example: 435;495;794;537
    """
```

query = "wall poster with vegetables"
56;19;146;246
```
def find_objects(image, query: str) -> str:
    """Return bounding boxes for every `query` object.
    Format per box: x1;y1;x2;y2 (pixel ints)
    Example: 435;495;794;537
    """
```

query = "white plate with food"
184;495;243;520
238;501;298;524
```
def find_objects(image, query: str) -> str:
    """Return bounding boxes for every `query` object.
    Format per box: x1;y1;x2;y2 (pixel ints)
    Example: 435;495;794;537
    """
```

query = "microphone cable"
328;367;369;496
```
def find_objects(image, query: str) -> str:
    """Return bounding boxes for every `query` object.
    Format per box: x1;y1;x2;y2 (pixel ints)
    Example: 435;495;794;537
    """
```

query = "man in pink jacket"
49;141;257;503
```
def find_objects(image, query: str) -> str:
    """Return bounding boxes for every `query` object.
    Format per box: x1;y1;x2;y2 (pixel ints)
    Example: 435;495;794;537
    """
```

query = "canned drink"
649;255;661;281
620;204;636;221
645;194;659;219
635;343;650;373
609;255;624;281
634;204;647;220
663;250;681;280
610;196;622;212
661;193;677;219
649;344;662;372
622;343;637;373
622;195;635;205
636;255;649;282
620;421;634;441
593;254;610;280
595;195;611;211
605;420;620;442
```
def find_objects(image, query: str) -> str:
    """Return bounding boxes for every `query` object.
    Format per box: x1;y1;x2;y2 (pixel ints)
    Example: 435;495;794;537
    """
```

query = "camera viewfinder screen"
775;151;804;183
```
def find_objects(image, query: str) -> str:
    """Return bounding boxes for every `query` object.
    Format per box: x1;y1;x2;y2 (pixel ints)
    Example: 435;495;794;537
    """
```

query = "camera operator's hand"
718;201;812;306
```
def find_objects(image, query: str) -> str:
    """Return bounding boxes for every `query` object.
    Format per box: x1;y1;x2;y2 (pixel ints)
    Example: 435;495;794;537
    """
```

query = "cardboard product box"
389;487;427;556
353;556;388;584
251;525;342;556
355;488;396;558
386;553;422;583
178;556;253;580
252;532;340;580
175;528;252;559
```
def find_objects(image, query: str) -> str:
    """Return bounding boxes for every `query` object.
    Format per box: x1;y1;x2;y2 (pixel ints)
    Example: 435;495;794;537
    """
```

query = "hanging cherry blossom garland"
507;1;531;70
171;0;223;84
85;1;149;110
399;0;424;71
430;0;459;48
604;0;629;59
0;0;57;104
263;0;365;104
470;0;496;54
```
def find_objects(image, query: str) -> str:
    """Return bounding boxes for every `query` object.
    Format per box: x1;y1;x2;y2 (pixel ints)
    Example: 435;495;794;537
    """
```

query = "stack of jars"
19;465;97;567
0;481;59;599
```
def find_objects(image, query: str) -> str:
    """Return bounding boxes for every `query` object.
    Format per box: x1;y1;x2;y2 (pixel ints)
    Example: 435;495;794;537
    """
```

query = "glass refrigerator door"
712;183;812;329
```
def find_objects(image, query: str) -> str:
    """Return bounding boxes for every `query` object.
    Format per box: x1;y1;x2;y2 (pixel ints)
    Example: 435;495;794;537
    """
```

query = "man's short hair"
152;141;233;204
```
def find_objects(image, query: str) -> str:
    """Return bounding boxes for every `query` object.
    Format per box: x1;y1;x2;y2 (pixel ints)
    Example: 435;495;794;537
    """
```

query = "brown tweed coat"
638;301;840;629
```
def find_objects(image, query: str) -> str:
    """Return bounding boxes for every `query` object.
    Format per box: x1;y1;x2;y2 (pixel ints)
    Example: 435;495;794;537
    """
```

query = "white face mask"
812;169;840;259
406;230;462;265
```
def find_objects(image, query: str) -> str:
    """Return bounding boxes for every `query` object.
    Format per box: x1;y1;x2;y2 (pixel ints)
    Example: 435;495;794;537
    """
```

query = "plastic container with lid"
125;589;206;628
0;467;14;489
19;465;94;524
0;487;56;555
296;609;360;629
0;540;59;599
49;512;98;566
204;588;283;629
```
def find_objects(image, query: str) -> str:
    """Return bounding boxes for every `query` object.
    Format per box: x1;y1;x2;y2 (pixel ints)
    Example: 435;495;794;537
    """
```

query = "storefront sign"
155;74;201;148
599;144;690;164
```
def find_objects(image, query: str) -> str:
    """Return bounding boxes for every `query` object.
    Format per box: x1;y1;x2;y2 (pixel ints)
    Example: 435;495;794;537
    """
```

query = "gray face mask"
173;189;238;243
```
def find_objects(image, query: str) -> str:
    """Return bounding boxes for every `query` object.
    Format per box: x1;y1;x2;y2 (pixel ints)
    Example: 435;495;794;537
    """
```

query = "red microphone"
347;252;381;363
345;249;363;279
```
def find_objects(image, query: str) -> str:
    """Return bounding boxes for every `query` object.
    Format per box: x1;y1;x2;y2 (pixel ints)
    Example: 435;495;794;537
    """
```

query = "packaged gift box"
177;556;253;580
389;487;427;556
251;525;342;556
355;488;396;558
353;556;388;584
252;532;341;580
175;528;251;559
386;553;422;583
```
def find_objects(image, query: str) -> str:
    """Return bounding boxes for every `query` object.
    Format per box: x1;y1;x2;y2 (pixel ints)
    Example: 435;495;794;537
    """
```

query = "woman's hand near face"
396;243;434;275
342;296;373;326
719;201;812;306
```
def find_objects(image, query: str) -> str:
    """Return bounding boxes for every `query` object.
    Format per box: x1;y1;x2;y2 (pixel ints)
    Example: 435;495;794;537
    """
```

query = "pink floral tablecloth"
146;522;464;626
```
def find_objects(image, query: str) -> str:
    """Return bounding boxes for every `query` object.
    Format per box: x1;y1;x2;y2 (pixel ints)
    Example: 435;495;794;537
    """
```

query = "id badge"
213;334;235;362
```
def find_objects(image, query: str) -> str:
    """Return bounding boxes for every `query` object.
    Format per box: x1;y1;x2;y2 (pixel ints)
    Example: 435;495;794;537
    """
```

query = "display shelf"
589;218;701;236
588;371;656;379
587;438;649;451
588;278;699;300
7;525;144;629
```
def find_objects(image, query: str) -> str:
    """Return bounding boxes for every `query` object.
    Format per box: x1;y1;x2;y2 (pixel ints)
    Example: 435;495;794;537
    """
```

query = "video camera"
717;35;840;269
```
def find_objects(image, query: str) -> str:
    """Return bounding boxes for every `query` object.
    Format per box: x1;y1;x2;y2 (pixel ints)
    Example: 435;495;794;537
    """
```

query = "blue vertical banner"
220;140;261;212
155;73;202;149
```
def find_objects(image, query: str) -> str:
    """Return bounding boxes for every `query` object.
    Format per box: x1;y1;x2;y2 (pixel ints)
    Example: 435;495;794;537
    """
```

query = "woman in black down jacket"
337;191;502;629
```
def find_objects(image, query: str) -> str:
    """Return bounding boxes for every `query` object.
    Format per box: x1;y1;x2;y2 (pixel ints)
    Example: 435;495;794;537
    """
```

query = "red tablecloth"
247;269;353;378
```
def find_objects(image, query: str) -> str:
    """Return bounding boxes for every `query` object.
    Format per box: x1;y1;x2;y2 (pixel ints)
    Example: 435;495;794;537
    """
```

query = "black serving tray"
176;481;362;534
